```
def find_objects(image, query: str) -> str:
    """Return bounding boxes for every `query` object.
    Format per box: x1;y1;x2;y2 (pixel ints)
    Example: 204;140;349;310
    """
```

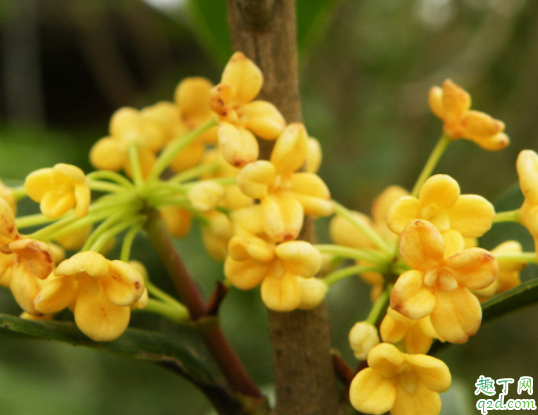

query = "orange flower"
391;220;497;343
35;251;146;341
349;343;451;415
210;52;286;167
428;79;509;150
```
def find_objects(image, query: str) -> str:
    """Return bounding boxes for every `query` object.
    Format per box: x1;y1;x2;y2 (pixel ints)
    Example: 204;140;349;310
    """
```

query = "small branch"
144;209;265;404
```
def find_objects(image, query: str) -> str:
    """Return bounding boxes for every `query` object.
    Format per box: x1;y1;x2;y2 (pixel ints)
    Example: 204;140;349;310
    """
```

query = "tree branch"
226;1;343;414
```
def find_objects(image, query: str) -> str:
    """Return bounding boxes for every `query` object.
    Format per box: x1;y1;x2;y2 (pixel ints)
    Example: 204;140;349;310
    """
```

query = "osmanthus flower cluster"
0;51;333;344
1;51;538;415
323;79;538;415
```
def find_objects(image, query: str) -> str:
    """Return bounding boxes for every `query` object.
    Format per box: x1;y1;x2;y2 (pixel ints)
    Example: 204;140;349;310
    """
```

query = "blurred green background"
1;0;537;414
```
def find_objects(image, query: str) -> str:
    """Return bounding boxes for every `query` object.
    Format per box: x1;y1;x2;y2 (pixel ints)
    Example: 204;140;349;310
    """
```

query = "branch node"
239;0;277;27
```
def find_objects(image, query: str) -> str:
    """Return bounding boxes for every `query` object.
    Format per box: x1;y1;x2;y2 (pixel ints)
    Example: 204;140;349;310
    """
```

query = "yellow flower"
428;79;509;150
391;220;497;343
210;52;286;167
142;78;219;172
330;186;408;298
90;107;165;178
387;174;494;240
473;241;524;300
236;124;332;242
517;150;538;255
160;206;192;238
201;149;254;211
54;224;93;250
225;237;321;311
25;164;90;219
380;307;441;354
348;321;380;360
34;251;146;341
296;276;327;309
201;211;234;261
0;179;17;214
349;343;451;415
187;181;226;213
0;199;55;315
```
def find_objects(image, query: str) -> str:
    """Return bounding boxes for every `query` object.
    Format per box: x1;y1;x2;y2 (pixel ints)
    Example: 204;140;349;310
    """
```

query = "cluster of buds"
1;51;536;415
324;80;535;415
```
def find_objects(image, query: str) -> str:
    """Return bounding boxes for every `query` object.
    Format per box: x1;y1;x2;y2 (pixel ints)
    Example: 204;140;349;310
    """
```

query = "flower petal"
270;123;308;175
287;173;333;217
228;235;275;263
35;275;78;314
391;270;436;320
446;248;497;290
221;52;263;105
10;264;42;315
275;241;321;278
55;251;109;279
399;220;444;270
218;123;259;167
418;174;460;209
103;260;145;307
386;196;421;235
224;257;270;290
261;271;301;311
518;150;538;204
430;286;481;343
349;368;396;415
262;194;303;242
391;381;441;415
74;287;131;341
441;79;471;125
236;160;276;199
447;195;494;238
24;168;53;202
243;101;286;140
404;354;451;392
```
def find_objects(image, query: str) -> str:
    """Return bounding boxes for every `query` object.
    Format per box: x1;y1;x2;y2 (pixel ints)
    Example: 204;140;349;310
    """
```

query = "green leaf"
481;277;538;322
186;0;340;65
0;313;243;409
187;0;232;66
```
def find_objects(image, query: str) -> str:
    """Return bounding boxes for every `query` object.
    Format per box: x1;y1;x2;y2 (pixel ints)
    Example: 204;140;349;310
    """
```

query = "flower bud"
187;181;225;212
297;277;327;310
349;322;380;360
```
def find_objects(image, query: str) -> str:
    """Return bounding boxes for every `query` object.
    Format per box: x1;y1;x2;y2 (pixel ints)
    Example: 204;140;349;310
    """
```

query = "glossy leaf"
0;313;249;411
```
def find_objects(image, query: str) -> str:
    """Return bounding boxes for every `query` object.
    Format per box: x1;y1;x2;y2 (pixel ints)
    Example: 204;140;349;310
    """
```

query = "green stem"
89;180;125;193
146;280;187;309
323;265;381;287
128;142;144;189
81;210;130;251
147;118;218;184
88;216;144;253
169;162;220;183
183;177;236;190
493;209;520;223
411;135;451;198
120;224;142;262
315;244;387;264
15;214;55;229
366;285;392;326
494;252;537;264
331;200;392;254
86;170;134;188
142;298;189;323
12;186;27;200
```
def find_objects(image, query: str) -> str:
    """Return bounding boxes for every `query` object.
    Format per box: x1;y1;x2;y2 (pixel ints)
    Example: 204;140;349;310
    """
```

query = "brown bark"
226;1;342;414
